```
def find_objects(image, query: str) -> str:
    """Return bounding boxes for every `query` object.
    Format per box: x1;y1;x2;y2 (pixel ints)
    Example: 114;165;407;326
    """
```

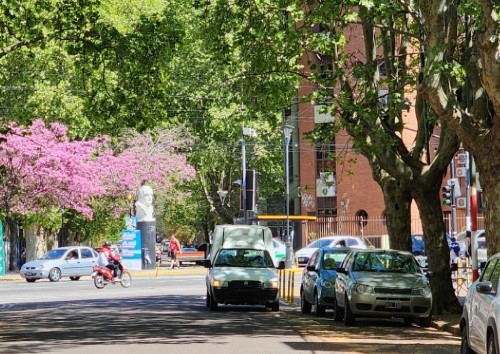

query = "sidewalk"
0;268;462;337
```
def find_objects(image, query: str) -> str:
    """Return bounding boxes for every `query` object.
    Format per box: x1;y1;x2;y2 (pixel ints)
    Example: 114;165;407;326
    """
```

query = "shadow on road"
0;294;460;354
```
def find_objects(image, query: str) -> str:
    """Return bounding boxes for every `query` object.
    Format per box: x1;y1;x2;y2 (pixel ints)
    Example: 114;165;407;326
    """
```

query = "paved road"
0;274;461;354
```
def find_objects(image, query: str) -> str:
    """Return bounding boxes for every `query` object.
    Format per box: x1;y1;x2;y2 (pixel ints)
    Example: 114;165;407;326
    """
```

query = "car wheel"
487;332;497;354
460;323;474;354
403;317;413;326
419;312;432;328
48;268;61;282
209;291;218;311
26;278;36;283
313;291;326;317
69;276;80;281
333;296;343;321
300;289;312;314
270;301;280;312
343;296;355;326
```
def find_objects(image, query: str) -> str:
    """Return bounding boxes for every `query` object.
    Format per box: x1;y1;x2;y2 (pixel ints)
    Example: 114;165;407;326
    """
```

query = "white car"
295;236;368;266
461;251;500;354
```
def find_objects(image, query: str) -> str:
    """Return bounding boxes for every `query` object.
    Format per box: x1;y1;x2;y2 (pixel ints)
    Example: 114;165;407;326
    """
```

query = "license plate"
298;257;307;262
25;273;34;277
385;300;401;309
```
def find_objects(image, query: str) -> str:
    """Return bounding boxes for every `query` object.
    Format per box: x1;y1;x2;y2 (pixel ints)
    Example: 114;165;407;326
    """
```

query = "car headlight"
213;279;228;288
412;286;432;296
353;283;374;294
321;280;334;289
35;265;46;270
263;281;279;289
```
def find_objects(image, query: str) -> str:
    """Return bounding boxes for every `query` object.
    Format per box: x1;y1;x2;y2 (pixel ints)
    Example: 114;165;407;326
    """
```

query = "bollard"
458;258;463;289
290;271;295;304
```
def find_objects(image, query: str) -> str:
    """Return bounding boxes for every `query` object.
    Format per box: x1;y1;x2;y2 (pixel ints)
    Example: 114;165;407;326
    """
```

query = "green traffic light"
442;200;451;206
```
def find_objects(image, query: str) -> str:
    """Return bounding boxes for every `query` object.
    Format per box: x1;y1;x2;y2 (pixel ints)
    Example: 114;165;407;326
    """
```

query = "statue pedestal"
136;221;156;270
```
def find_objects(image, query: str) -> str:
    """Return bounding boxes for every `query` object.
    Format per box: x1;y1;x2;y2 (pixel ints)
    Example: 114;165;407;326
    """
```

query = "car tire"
26;278;36;283
313;291;326;317
333;296;343;321
487;332;497;354
403;317;413;326
270;301;280;312
209;291;218;311
460;323;474;354
69;276;80;281
48;268;61;282
343;296;355;326
419;312;432;328
206;291;210;308
300;289;312;314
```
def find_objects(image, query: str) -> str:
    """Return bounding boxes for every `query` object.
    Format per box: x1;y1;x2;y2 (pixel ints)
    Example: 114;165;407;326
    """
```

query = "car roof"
349;248;414;256
319;247;352;252
53;246;91;250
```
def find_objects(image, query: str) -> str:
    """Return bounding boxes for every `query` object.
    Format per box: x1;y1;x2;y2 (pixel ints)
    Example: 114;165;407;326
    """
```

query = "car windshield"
353;252;419;273
307;239;334;248
40;249;67;260
215;249;274;268
323;251;349;269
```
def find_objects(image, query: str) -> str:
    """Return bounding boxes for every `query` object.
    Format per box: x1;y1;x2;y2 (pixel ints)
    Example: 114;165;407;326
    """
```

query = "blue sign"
121;229;142;270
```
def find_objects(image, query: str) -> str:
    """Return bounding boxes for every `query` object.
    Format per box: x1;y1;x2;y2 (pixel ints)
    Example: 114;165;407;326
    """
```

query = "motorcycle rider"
98;241;121;281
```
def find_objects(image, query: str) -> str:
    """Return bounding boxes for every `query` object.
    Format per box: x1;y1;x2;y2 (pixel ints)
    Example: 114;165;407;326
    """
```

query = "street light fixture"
217;190;228;205
283;125;293;269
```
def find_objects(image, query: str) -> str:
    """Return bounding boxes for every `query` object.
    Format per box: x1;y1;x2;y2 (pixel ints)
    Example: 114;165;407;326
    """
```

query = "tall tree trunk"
24;224;48;262
413;188;461;314
6;216;18;271
476;153;500;256
380;176;412;252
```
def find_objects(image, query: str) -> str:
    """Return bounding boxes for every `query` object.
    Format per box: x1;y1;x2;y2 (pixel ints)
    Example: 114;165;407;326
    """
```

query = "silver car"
334;249;433;327
460;251;500;354
20;246;99;282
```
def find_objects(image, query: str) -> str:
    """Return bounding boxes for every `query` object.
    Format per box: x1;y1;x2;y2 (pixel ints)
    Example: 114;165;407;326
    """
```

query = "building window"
355;210;368;226
317;197;337;216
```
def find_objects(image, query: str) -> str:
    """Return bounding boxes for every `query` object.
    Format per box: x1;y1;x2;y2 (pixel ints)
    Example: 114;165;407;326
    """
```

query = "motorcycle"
91;261;132;289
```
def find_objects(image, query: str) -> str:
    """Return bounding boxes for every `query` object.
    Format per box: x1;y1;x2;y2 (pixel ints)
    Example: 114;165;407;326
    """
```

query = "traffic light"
442;181;454;206
240;169;256;212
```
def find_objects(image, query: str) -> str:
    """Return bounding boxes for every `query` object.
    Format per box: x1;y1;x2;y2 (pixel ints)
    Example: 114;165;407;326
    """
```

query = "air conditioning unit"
316;172;336;197
456;197;466;209
456;167;466;178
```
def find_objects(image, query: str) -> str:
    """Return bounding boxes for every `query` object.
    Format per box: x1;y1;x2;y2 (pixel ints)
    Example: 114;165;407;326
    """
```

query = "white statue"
135;185;155;222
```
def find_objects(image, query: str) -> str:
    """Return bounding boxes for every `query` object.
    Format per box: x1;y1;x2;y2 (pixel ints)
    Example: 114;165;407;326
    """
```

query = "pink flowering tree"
0;120;196;269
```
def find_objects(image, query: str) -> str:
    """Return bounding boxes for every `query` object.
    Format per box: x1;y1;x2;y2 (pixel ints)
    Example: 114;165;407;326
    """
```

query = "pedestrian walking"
169;235;181;269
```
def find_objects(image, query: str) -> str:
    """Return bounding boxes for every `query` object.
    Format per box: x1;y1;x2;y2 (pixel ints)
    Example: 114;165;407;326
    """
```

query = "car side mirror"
203;259;212;268
306;265;316;272
477;281;493;293
336;267;347;274
277;261;285;270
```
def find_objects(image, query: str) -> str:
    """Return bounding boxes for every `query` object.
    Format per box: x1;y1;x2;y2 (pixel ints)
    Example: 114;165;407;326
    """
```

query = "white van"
205;224;284;311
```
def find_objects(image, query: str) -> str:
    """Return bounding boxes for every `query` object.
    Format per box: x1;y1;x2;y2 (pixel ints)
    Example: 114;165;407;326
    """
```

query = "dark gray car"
334;248;433;327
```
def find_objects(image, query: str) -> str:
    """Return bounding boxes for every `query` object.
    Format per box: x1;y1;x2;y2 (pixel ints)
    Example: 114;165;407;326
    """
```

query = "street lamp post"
283;125;293;269
241;127;257;224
